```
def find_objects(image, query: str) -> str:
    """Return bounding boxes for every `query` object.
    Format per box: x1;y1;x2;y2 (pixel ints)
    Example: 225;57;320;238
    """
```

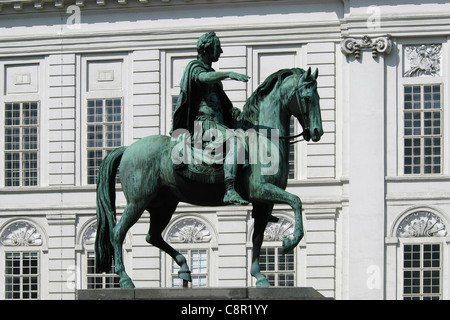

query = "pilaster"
341;35;392;300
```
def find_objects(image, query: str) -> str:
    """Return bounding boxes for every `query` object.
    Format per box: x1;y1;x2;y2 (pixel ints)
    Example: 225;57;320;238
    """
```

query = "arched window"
250;215;296;287
0;220;45;299
77;220;121;289
395;210;448;300
164;216;216;288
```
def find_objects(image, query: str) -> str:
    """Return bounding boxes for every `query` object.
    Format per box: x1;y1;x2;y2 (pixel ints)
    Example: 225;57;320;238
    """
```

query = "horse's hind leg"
250;202;272;287
145;199;192;284
112;200;146;288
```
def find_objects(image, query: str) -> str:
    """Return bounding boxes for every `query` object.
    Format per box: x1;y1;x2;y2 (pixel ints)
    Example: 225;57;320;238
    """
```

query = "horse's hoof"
119;278;135;288
178;270;192;282
256;278;271;287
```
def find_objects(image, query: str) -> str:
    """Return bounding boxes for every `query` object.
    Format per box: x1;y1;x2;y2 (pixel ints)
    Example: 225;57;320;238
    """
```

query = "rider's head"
197;31;222;62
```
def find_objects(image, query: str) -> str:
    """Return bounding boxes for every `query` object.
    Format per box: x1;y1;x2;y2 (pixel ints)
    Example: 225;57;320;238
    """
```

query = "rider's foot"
223;190;249;205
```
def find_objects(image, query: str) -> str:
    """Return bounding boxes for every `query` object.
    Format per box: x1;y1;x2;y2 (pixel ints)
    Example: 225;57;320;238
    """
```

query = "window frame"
397;237;446;300
85;97;123;185
163;242;214;288
0;59;47;187
248;45;306;181
170;248;209;288
4;101;40;187
161;50;197;136
259;246;296;287
3;250;40;300
79;54;129;186
397;41;448;176
85;250;120;289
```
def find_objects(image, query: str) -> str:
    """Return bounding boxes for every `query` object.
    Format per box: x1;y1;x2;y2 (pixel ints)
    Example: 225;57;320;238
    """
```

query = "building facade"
0;0;449;300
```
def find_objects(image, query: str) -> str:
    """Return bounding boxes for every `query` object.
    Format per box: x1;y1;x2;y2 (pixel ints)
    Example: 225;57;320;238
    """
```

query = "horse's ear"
312;68;319;80
306;67;311;78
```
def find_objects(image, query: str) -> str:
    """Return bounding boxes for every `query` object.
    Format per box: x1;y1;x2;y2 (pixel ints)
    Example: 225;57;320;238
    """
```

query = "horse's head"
290;67;323;142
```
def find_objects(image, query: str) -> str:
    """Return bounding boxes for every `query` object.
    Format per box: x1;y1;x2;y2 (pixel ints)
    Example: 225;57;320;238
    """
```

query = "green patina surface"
95;32;323;288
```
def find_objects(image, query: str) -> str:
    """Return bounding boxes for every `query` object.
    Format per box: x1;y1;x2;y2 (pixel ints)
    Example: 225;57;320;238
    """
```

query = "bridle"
280;75;310;145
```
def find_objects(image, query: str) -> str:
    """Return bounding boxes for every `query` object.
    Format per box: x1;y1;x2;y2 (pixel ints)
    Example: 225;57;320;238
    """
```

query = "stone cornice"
0;0;291;12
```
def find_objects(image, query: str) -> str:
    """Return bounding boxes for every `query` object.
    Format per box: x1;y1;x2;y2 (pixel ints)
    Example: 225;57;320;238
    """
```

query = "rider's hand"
229;72;250;82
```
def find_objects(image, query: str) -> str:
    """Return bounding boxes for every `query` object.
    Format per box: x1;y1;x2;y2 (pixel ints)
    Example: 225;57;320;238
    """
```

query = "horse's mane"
240;68;304;125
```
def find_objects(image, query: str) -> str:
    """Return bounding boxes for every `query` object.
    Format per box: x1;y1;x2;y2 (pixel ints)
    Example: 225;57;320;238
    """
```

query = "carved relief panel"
167;218;212;244
263;217;294;241
397;211;447;238
403;44;442;77
0;221;43;247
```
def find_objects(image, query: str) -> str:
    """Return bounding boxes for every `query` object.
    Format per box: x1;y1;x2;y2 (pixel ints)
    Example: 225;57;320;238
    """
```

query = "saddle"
171;132;226;184
174;162;224;184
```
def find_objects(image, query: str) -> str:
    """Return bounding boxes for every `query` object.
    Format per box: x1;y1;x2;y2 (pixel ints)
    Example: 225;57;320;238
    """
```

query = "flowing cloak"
171;60;235;135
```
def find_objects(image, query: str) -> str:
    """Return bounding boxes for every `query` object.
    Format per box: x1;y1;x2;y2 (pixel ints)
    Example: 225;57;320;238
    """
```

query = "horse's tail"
95;146;126;273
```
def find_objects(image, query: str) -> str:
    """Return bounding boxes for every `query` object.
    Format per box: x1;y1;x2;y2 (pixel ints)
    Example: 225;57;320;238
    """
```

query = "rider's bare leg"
223;137;248;205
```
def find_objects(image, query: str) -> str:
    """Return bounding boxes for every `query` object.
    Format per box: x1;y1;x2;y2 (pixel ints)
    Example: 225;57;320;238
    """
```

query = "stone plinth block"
77;287;328;300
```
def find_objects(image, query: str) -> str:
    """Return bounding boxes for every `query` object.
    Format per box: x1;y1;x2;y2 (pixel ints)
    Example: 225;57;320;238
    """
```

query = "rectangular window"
288;117;295;179
404;85;442;175
260;247;295;286
403;243;441;300
5;252;39;299
4;102;39;186
86;251;120;289
86;98;122;184
172;249;208;287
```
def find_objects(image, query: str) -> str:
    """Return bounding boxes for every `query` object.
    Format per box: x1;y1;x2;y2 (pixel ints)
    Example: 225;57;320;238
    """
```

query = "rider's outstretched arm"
198;71;250;84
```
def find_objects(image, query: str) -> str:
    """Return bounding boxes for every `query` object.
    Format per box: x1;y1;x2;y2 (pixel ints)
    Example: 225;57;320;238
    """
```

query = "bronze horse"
95;67;323;288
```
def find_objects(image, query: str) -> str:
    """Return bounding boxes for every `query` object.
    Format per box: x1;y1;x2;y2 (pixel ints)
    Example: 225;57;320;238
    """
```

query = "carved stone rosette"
341;35;392;59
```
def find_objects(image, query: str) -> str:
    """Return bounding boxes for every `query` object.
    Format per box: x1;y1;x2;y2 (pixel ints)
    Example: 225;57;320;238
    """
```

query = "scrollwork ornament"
0;222;43;247
397;211;447;238
264;217;294;241
403;44;442;77
341;35;392;60
82;222;97;245
168;218;212;243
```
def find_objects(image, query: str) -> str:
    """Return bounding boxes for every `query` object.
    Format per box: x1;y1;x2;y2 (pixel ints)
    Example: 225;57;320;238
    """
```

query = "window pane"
260;247;296;287
87;99;122;184
403;85;441;175
5;252;39;299
403;243;441;300
86;251;120;289
4;102;39;186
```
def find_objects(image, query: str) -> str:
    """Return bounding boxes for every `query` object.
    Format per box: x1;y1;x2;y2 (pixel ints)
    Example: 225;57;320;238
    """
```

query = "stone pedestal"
77;287;328;300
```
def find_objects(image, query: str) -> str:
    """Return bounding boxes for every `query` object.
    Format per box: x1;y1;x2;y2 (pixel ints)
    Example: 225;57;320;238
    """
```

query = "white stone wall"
0;0;450;300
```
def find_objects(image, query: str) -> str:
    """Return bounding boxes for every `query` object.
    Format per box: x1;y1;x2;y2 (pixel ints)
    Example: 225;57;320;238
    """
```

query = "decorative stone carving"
168;218;212;243
403;44;442;77
397;211;447;238
341;35;392;59
264;217;294;241
0;221;43;246
82;222;97;245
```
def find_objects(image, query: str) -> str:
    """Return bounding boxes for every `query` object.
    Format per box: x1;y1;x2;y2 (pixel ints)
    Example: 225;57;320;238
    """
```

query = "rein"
279;132;304;145
279;76;307;145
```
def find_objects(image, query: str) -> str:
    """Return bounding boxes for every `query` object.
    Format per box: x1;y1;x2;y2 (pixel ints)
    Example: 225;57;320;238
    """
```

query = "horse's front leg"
250;183;304;254
250;203;273;287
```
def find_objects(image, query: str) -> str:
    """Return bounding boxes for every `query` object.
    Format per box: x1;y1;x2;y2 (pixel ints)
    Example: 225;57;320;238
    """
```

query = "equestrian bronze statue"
95;32;323;288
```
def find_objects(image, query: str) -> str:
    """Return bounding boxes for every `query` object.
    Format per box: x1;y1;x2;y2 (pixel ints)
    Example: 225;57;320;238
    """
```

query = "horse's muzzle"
310;128;323;142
